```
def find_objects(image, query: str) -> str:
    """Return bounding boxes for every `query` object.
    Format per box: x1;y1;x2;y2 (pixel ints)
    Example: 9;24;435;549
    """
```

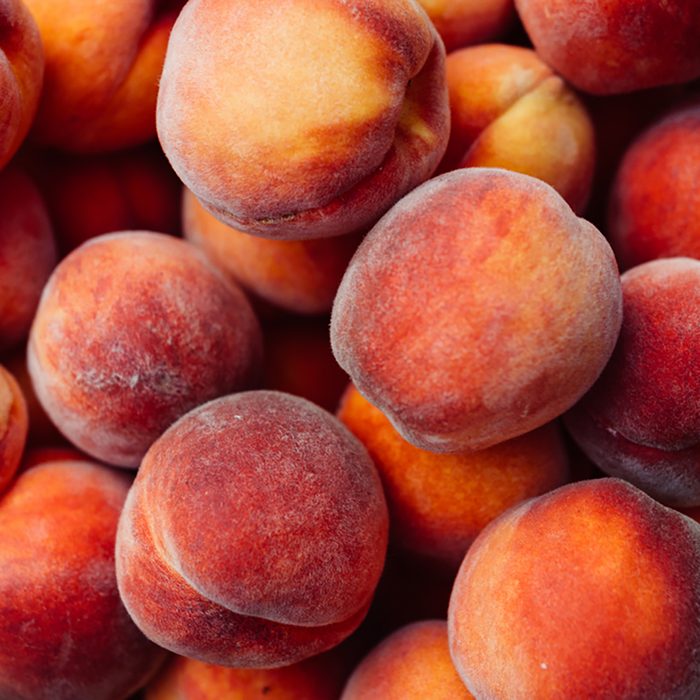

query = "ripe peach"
565;258;700;507
448;478;700;699
608;102;700;269
183;189;361;314
0;167;57;353
115;391;389;667
514;0;700;95
440;44;595;213
0;0;43;169
417;0;514;52
331;168;622;453
0;365;28;494
28;232;262;467
0;460;166;700
342;620;472;699
25;0;183;152
338;384;569;570
157;0;450;240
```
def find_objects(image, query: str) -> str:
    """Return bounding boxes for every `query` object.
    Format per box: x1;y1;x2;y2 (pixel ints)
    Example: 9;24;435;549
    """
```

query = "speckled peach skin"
157;0;450;240
0;365;27;494
341;621;472;699
565;258;700;507
0;0;43;169
514;0;700;95
28;232;262;467
338;384;569;570
115;392;389;667
183;189;362;314
0;460;167;700
331;168;622;453
25;0;183;152
448;478;700;699
0;168;57;354
608;102;700;269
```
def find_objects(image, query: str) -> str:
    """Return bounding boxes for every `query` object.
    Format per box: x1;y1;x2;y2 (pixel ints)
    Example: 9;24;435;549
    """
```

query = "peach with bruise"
0;0;43;169
0;365;28;494
115;391;389;667
0;460;166;700
0;168;57;353
338;384;569;570
25;0;183;152
514;0;700;95
440;44;595;213
28;232;262;468
342;620;472;700
157;0;450;240
448;478;700;699
184;189;361;314
331;168;622;453
565;258;700;507
417;0;514;52
608;102;700;269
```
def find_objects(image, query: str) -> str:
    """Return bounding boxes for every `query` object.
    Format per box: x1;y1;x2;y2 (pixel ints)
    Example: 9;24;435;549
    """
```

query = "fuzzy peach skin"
0;0;43;169
28;232;262;468
0;460;167;700
0;168;57;354
338;384;569;570
0;365;27;494
440;44;595;213
183;189;362;314
331;168;622;453
514;0;700;95
417;0;514;52
565;258;700;508
342;620;472;700
157;0;450;240
24;0;183;152
115;391;389;667
34;143;182;254
608;102;700;269
448;478;700;699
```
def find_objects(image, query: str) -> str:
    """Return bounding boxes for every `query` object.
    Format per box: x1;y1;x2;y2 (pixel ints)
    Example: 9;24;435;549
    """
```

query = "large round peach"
0;365;28;494
514;0;700;95
608;102;700;269
448;478;700;699
565;258;700;507
331;168;622;453
0;0;43;169
115;391;388;667
157;0;450;240
28;232;262;467
0;460;166;700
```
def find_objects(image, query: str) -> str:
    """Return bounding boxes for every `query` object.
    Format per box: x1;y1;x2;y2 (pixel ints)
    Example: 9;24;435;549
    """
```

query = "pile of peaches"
2;0;700;698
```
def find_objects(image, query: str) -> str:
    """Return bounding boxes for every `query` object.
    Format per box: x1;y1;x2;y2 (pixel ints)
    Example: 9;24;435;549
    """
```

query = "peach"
417;0;514;52
440;44;595;213
338;383;569;570
565;258;700;507
183;189;362;314
115;391;389;667
28;232;262;467
0;0;43;169
331;168;622;453
25;0;183;152
514;0;700;95
342;620;472;699
0;167;57;353
0;459;166;699
157;0;450;240
263;317;350;413
0;365;27;493
448;478;700;699
608;102;700;269
34;143;182;254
